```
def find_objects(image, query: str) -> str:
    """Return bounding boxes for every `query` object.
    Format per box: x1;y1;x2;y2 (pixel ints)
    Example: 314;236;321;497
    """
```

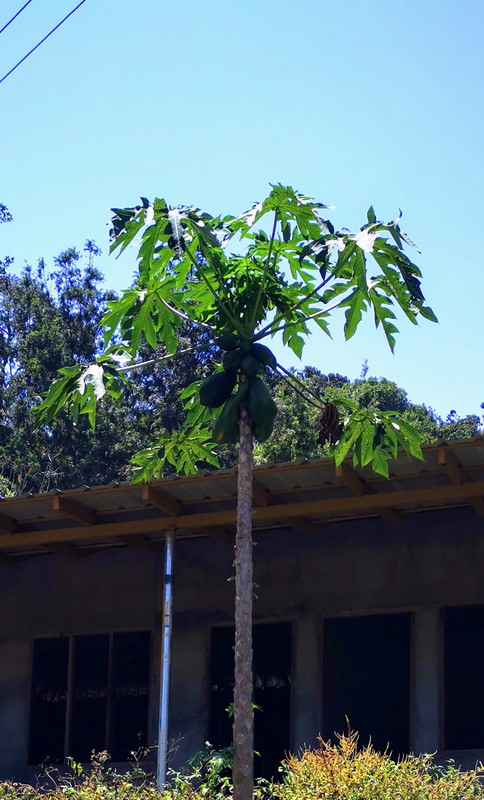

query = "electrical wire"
0;0;34;36
0;0;87;86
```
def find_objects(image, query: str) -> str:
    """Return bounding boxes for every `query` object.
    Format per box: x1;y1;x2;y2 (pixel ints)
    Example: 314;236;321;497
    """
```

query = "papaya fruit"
248;377;277;442
212;395;240;443
222;348;243;373
239;339;252;354
251;342;277;369
215;334;239;351
240;354;261;377
199;371;236;408
212;381;249;443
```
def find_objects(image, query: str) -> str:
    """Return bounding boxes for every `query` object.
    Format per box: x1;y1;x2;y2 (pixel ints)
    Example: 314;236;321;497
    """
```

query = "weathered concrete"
2;506;484;779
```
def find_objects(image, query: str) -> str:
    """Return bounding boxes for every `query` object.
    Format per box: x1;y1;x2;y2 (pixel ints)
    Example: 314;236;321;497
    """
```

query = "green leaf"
341;289;367;340
369;287;399;352
371;446;391;477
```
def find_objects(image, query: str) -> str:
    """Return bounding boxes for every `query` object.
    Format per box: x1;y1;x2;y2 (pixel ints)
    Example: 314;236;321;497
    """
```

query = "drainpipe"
157;526;175;789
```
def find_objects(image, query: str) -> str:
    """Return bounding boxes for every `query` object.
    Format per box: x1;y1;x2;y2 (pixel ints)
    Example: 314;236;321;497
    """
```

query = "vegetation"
3;189;480;798
2;735;484;800
0;248;216;494
35;185;440;800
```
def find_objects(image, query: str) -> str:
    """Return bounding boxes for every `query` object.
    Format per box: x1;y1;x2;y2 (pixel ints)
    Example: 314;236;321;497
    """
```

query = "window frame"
28;629;152;765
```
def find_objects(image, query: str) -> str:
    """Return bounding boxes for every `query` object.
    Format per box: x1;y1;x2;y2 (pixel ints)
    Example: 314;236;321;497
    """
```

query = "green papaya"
212;381;249;443
215;334;239;351
199;371;236;408
212;395;240;443
239;339;252;354
240;354;261;377
251;342;277;369
248;377;277;442
222;348;243;373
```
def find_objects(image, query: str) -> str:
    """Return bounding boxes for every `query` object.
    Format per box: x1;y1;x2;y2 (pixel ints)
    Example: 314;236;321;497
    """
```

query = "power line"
0;0;34;36
0;0;87;86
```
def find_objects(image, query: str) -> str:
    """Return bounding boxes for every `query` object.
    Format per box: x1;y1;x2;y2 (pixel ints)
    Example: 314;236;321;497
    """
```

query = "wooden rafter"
438;446;484;516
42;542;87;559
142;485;182;517
336;462;404;525
52;495;97;526
2;479;484;552
121;535;161;552
0;512;18;535
205;526;234;546
253;479;308;534
252;480;273;507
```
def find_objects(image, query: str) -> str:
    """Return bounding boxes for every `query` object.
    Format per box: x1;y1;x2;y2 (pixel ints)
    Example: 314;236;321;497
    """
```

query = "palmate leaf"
368;286;399;352
58;186;436;485
341;288;367;340
35;366;84;424
332;406;424;477
130;425;219;482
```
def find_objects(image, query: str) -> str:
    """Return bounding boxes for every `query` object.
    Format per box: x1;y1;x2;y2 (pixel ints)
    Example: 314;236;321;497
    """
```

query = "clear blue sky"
0;0;482;420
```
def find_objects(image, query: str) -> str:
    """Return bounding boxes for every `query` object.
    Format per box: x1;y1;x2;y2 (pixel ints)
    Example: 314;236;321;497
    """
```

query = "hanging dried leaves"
318;402;340;446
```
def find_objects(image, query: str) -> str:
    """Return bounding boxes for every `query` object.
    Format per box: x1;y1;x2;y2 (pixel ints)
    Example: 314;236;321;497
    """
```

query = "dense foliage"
0;247;216;495
2;735;484;800
0;246;480;495
254;367;482;465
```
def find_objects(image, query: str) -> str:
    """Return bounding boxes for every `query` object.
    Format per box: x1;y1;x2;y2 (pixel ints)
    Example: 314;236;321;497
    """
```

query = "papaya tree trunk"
233;402;254;800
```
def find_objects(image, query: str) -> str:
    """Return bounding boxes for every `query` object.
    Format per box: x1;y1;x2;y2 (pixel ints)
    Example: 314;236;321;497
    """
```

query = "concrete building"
1;437;484;781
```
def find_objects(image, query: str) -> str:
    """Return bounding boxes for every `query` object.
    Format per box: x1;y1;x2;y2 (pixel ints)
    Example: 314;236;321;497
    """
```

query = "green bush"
274;732;484;800
2;735;484;800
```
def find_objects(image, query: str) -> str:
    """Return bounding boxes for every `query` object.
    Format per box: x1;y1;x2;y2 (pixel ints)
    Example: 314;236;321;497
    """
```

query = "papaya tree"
37;185;436;800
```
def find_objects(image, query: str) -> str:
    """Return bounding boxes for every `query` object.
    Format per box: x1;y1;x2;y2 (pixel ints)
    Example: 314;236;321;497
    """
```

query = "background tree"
254;367;482;464
38;185;438;800
0;246;220;494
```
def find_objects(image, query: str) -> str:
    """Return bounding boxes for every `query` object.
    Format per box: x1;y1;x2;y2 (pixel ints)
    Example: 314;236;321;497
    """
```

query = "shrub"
2;735;484;800
274;732;484;800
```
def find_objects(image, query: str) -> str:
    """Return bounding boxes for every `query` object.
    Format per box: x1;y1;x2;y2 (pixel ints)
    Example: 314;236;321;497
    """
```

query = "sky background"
0;0;482;420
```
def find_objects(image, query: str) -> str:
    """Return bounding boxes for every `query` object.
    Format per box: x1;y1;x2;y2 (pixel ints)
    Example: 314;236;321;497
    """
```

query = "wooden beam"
122;535;161;552
336;463;368;496
336;463;404;525
0;512;17;535
205;526;234;546
52;496;97;526
252;480;272;507
42;542;87;559
142;485;182;517
1;480;484;550
438;446;468;484
438;447;484;515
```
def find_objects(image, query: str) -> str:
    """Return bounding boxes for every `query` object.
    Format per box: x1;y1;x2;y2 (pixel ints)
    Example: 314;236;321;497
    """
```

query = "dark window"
71;635;109;762
29;632;150;765
111;631;150;761
444;605;484;749
29;637;69;764
323;613;410;756
210;622;291;780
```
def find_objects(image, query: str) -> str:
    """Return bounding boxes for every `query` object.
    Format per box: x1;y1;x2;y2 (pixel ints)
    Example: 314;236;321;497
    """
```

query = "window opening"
323;613;410;756
444;605;484;750
210;622;291;780
29;631;150;765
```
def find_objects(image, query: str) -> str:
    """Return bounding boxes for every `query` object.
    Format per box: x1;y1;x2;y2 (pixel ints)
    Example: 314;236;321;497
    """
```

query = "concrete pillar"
292;616;321;753
412;607;441;754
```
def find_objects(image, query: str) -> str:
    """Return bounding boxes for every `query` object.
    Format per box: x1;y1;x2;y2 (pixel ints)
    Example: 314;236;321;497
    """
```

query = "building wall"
1;506;484;780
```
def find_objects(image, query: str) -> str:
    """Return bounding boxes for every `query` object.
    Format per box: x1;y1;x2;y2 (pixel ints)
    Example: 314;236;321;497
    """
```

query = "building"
1;437;484;781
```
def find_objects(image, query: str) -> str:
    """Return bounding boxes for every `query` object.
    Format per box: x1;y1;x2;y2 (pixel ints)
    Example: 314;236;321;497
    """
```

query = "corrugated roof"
0;436;483;563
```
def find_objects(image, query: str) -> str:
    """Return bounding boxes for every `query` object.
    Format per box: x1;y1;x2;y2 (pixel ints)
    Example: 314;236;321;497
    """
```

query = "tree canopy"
0;236;480;496
6;185;480;799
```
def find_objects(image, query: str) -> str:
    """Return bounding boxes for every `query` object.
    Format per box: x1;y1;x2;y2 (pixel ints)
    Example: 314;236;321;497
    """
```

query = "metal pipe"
157;526;175;789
